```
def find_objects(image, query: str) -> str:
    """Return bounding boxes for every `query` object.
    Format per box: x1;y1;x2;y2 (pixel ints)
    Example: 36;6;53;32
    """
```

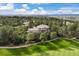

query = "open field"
0;39;79;56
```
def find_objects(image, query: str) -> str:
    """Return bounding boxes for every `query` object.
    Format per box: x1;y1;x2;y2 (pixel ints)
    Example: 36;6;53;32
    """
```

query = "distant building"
27;24;49;33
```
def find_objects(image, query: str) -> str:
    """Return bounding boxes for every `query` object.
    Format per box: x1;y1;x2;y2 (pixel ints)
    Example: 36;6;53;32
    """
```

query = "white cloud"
60;7;79;10
0;4;79;15
29;7;79;15
56;9;73;14
13;4;29;15
14;8;29;15
59;7;79;14
0;3;14;15
48;7;79;14
38;7;44;10
22;4;30;9
13;7;47;15
30;7;47;15
13;6;79;15
30;9;43;15
0;3;14;10
30;9;38;14
15;9;26;13
72;11;79;14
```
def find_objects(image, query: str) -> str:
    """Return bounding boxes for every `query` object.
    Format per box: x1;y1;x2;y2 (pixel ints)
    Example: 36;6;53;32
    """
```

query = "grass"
0;38;79;56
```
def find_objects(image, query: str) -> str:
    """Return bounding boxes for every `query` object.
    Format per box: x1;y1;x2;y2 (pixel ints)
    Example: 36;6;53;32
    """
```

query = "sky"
0;3;79;15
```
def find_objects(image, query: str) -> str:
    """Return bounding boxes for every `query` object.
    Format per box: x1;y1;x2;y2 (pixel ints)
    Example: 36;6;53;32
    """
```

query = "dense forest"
0;16;79;46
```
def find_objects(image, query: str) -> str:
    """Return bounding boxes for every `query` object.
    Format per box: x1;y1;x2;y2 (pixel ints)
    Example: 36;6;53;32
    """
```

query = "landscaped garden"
0;16;79;56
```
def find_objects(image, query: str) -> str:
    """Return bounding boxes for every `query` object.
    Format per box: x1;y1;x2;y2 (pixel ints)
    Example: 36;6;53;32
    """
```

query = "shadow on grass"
7;48;33;56
6;39;79;56
51;40;70;48
6;46;50;56
40;42;59;50
6;41;60;56
66;39;79;48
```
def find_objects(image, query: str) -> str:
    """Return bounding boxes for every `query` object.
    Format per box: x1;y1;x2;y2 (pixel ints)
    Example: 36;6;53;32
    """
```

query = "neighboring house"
27;24;49;33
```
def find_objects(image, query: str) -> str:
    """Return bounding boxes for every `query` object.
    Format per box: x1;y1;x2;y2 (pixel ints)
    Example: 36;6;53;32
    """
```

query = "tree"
0;26;26;46
75;26;79;39
0;26;14;45
67;21;78;38
39;32;48;42
26;32;39;43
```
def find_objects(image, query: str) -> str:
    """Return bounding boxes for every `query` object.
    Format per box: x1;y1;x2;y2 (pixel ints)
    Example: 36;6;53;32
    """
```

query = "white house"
27;24;49;33
27;27;40;33
36;24;49;31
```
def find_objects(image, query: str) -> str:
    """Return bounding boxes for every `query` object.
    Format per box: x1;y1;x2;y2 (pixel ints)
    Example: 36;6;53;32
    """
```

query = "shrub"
50;32;57;39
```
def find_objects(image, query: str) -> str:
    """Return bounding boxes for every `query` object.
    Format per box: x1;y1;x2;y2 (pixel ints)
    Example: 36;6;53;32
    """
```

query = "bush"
50;32;57;39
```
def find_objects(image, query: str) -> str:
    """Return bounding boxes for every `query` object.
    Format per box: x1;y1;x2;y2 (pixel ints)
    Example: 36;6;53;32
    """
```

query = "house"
27;24;49;33
36;24;49;31
27;27;40;33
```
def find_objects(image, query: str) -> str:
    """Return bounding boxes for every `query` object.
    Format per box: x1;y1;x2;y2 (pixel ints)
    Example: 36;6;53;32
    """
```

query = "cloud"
48;7;79;14
38;7;44;10
55;9;73;14
29;7;79;15
0;3;14;15
30;9;38;14
11;6;79;15
14;8;30;15
15;9;26;13
0;3;14;10
22;4;30;9
30;7;47;15
14;7;47;15
0;3;79;15
58;7;79;14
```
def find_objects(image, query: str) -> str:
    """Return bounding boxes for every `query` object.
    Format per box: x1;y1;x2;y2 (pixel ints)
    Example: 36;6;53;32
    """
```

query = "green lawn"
0;39;79;56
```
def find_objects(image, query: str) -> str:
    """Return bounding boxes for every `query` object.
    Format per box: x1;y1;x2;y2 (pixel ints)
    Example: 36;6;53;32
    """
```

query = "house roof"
36;24;49;29
27;24;49;33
